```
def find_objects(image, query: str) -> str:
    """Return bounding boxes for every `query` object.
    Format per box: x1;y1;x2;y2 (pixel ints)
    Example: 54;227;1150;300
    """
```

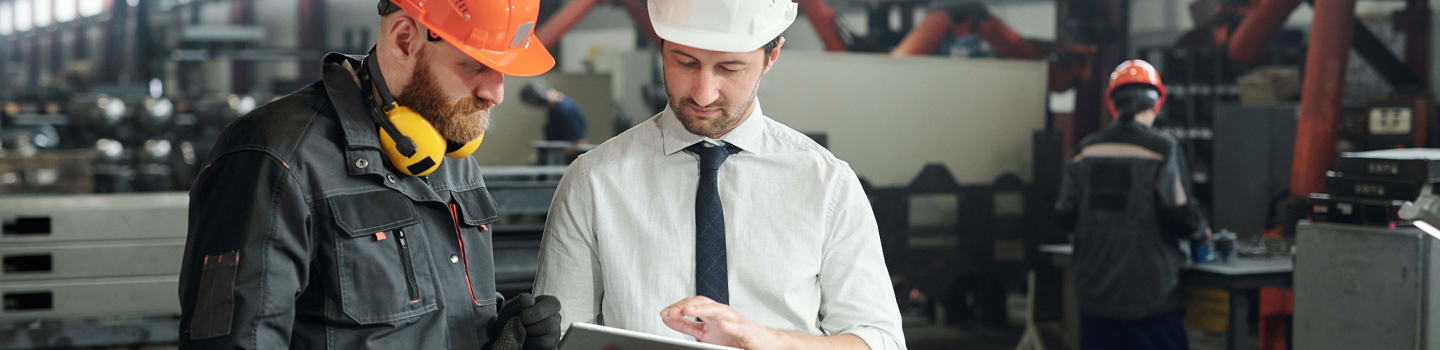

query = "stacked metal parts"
0;193;189;348
1308;149;1440;226
0;91;248;195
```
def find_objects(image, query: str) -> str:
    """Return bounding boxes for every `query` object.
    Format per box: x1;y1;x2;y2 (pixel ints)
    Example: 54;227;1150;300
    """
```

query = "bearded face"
666;80;760;138
393;47;495;143
660;40;775;139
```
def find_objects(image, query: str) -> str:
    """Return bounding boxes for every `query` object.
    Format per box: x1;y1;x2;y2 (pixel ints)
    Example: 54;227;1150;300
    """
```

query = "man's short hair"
761;36;781;57
378;0;400;16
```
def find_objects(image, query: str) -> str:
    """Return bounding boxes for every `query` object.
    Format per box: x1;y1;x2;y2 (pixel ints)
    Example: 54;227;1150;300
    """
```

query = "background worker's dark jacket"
1055;120;1208;320
178;53;505;349
543;97;586;142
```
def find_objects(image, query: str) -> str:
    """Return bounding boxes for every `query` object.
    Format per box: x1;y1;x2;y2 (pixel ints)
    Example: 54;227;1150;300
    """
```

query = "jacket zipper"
395;228;420;303
450;203;480;306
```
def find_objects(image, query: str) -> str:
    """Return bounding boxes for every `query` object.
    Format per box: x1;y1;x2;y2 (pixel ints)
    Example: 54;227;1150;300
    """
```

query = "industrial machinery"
0;192;188;349
0;90;246;195
1293;222;1440;350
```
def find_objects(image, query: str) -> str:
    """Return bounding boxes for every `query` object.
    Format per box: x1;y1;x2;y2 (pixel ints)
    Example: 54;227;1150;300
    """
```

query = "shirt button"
450;254;459;264
386;174;397;183
355;158;369;169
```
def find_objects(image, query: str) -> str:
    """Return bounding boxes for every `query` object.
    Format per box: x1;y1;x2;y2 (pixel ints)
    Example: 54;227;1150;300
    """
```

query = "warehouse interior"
2;0;1439;349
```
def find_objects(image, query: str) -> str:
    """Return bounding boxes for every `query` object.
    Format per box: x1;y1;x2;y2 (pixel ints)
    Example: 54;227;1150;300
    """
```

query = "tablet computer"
557;322;741;350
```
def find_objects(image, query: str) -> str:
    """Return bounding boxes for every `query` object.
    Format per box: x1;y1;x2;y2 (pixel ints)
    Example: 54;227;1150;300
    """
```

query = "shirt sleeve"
818;168;907;350
178;150;312;349
533;165;602;333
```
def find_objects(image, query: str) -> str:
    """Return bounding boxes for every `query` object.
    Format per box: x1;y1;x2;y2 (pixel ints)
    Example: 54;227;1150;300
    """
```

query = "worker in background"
521;80;589;145
1056;59;1211;350
533;0;905;349
177;1;562;349
520;80;588;163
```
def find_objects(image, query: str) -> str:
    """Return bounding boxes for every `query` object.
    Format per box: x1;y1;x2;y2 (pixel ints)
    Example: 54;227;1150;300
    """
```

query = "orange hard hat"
1105;59;1166;118
379;0;554;77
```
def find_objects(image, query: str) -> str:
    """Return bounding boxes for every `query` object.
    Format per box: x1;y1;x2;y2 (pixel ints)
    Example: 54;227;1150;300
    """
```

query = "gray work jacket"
178;52;505;349
1055;121;1208;320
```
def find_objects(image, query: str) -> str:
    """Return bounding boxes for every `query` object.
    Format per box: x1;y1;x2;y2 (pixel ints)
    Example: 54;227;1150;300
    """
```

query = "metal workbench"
1040;244;1294;350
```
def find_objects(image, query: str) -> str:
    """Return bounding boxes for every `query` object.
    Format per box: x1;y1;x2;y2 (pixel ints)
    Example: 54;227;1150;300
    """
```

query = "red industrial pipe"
967;14;1043;60
893;11;1041;59
535;0;660;50
619;0;662;48
794;0;849;52
1290;0;1357;196
892;11;951;56
536;0;601;49
1227;0;1304;63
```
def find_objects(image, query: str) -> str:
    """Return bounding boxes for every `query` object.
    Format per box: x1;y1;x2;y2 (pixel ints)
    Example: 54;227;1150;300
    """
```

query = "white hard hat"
648;0;799;53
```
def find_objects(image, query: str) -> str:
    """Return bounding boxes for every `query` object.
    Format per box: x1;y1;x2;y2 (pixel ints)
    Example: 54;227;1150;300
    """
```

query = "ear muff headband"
446;136;483;158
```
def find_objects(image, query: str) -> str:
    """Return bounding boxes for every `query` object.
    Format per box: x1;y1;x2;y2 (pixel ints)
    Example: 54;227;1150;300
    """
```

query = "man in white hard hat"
532;0;905;349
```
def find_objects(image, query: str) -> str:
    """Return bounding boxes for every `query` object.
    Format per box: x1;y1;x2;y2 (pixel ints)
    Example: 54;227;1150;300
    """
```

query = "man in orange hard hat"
178;1;562;349
1055;59;1211;350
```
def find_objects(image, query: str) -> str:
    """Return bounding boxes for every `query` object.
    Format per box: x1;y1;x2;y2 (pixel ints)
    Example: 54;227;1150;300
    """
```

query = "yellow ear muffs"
445;132;483;159
378;104;447;177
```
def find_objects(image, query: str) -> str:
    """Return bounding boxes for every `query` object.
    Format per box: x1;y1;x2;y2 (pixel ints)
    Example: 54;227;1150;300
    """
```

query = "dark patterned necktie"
686;142;741;305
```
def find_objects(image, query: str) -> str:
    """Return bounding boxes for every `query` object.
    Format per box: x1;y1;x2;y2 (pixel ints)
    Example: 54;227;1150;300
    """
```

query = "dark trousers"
1081;310;1190;350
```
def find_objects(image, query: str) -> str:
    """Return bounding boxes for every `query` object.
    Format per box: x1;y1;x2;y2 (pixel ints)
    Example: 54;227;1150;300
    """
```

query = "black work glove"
487;293;563;350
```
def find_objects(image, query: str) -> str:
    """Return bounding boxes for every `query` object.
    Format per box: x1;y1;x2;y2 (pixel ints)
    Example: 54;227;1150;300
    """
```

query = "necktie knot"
686;143;740;171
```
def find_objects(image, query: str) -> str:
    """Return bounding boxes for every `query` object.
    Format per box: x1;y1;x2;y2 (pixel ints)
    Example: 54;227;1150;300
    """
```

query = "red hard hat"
383;0;555;77
1105;60;1166;118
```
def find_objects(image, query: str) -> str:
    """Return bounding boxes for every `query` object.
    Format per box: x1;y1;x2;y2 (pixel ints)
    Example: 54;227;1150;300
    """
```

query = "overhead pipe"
965;14;1043;59
794;0;849;51
892;11;952;56
1289;0;1357;199
893;4;1042;59
1227;0;1304;63
1229;0;1425;90
535;0;660;50
536;0;601;49
618;0;662;48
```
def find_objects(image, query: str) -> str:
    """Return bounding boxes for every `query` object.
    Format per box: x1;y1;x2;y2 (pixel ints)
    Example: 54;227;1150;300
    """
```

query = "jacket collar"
1110;119;1151;131
321;52;384;152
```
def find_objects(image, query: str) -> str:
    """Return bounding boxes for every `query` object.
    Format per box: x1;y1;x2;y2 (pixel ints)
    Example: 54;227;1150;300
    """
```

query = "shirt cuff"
841;327;905;350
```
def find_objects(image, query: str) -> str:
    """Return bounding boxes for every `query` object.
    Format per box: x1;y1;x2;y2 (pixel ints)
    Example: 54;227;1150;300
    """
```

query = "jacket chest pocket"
329;190;438;325
451;187;503;307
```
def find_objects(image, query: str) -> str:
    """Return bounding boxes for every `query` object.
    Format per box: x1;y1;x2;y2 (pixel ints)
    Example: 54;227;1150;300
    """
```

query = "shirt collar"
659;100;768;156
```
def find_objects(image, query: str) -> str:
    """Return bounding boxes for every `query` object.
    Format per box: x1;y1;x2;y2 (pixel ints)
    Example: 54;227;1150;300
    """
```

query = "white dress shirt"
533;102;905;350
